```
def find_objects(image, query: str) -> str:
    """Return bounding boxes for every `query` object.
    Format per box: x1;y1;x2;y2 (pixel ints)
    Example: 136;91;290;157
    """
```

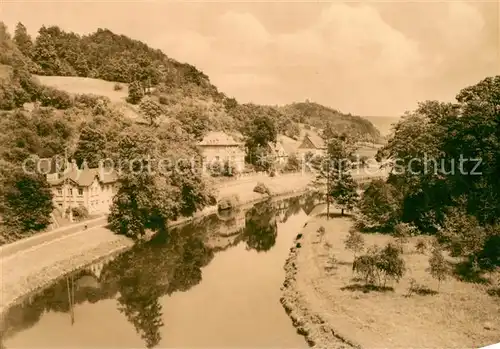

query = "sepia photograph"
0;0;499;348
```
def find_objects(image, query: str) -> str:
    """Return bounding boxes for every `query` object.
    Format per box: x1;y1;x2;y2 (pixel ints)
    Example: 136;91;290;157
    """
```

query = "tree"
244;115;277;170
32;26;62;75
108;128;214;239
352;245;380;285
394;222;416;252
284;153;300;172
357;179;403;231
13;22;33;58
1;170;54;233
353;243;406;287
126;81;144;104
331;173;358;216
437;204;487;260
427;245;449;291
312;135;357;218
73;125;107;168
176;107;210;141
139;97;163;126
344;228;365;259
377;243;406;286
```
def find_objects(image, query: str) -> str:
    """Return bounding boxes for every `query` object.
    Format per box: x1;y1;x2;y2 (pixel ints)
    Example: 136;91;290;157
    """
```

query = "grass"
296;216;500;349
35;75;128;102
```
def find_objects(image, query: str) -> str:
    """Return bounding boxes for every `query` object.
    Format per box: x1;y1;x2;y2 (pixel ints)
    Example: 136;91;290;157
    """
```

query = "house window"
68;188;73;196
78;188;83;196
58;203;62;209
57;188;62;196
215;156;220;161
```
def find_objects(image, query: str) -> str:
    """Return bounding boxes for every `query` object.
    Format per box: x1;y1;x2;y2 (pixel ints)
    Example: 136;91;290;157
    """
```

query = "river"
0;193;322;348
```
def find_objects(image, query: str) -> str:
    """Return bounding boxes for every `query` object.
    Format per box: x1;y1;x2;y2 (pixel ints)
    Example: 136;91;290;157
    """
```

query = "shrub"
284;154;301;172
114;82;123;91
344;228;365;259
427;245;449;291
39;86;73;109
353;243;406;287
253;182;271;195
353;246;380;285
394;222;416;252
415;239;427;254
74;93;110;109
377;243;406;286
66;206;89;221
217;194;240;211
127;81;144;104
356;179;403;231
317;226;326;242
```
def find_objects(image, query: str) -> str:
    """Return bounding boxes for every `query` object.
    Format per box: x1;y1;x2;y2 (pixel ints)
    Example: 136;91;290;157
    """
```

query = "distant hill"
362;116;401;136
280;102;383;143
0;21;383;142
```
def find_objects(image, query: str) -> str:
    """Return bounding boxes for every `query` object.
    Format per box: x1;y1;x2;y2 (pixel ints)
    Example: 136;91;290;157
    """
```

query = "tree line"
354;76;500;275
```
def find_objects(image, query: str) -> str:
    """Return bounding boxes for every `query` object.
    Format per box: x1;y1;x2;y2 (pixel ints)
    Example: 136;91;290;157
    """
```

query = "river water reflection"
1;193;322;348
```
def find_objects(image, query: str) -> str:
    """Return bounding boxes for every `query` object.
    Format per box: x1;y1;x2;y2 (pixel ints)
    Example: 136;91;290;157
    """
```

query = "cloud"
2;1;494;115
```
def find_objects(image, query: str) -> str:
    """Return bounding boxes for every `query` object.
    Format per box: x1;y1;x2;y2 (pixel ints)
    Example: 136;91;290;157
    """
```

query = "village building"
197;131;246;175
297;133;327;157
267;141;288;169
45;161;119;216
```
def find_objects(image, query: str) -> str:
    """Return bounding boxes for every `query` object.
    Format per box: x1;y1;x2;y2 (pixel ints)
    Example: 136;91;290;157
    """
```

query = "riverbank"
0;173;313;321
281;215;500;348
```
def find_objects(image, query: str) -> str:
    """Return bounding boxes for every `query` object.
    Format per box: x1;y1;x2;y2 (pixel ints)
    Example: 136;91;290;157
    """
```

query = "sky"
1;0;499;116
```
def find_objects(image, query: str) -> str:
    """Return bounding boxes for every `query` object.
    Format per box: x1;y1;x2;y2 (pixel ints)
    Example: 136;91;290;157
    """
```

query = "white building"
197;131;246;175
46;161;119;216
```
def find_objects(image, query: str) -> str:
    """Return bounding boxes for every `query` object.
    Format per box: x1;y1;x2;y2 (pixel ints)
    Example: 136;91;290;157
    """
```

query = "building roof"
277;135;300;155
267;141;287;155
47;165;118;187
198;131;243;146
300;134;326;149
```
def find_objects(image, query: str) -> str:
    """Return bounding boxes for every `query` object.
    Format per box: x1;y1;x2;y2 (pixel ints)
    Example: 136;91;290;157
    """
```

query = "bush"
218;194;240;211
284;154;301;172
74;93;110;109
253;182;271;195
394;222;417;252
344;228;365;258
415;239;427;254
353;246;380;285
353;243;406;287
317;226;326;242
356;179;403;231
114;83;123;91
427;245;449;291
127;81;144;104
66;206;89;221
39;86;73;109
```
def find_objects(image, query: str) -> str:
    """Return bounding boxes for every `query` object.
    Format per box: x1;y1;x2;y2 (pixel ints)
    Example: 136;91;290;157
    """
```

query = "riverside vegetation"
0;21;382;244
280;75;500;348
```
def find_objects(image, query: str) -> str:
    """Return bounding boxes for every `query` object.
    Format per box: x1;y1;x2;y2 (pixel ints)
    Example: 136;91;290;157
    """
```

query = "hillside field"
35;75;128;102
